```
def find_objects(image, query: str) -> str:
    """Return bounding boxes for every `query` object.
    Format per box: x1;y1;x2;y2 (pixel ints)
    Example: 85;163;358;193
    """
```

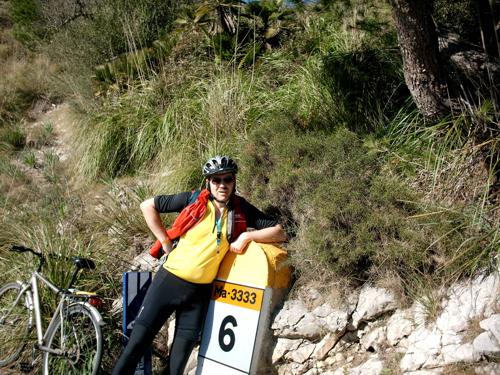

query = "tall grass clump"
269;4;406;134
36;0;178;98
153;70;279;191
385;96;499;283
0;39;57;125
74;86;164;180
74;67;272;188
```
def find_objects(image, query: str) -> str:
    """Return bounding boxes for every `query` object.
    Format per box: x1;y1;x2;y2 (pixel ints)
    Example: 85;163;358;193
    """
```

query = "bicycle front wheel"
0;282;32;367
43;303;103;375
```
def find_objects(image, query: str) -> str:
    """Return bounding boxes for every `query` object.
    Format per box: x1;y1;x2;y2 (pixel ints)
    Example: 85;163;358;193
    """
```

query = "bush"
322;42;407;132
39;0;179;97
433;0;479;42
74;87;164;180
239;120;484;286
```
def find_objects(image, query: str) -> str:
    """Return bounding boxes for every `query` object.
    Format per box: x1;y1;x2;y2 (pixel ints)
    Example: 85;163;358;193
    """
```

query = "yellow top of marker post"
216;241;291;289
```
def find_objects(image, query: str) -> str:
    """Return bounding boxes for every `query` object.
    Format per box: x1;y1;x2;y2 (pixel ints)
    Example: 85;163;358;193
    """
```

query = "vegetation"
0;0;498;372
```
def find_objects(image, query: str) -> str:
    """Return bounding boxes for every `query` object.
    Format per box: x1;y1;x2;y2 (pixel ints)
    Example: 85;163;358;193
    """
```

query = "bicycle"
0;244;104;375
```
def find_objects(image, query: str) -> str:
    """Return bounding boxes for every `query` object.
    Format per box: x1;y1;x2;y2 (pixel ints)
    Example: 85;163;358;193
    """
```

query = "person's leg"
112;268;176;375
164;284;211;375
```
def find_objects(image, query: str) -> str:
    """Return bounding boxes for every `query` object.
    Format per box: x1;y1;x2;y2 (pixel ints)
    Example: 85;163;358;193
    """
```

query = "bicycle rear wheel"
0;282;32;367
43;303;103;375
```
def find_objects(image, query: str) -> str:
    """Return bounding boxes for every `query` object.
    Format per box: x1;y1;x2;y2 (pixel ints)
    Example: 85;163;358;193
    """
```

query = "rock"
303;367;320;375
348;357;383;375
400;327;442;371
312;303;334;318
277;363;294;375
326;353;344;365
351;285;397;328
272;338;303;364
396;337;409;351
441;331;462;346
441;273;499;330
294;313;324;339
285;342;316;364
441;342;476;365
308;288;322;304
386;311;414;346
342;331;360;343
272;300;308;337
315;331;346;360
475;363;500;375
167;318;176;350
479;314;500;343
473;331;500;358
129;252;158;272
321;309;349;333
360;326;386;352
184;346;198;374
277;361;309;375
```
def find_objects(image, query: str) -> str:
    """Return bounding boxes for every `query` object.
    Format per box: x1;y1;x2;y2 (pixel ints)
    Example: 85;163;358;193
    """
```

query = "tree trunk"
392;0;449;121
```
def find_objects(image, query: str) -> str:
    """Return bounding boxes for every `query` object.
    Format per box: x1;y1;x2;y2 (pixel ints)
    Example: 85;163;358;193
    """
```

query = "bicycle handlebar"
11;244;39;254
10;245;96;282
11;244;45;271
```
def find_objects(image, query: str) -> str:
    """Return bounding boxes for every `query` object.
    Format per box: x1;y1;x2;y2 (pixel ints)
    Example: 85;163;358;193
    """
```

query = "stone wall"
270;271;499;375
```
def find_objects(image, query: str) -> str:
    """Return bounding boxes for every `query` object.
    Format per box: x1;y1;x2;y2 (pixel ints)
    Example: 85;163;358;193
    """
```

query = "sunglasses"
210;176;235;184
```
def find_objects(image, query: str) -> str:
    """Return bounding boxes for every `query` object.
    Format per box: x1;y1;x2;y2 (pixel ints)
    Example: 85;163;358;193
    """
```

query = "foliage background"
0;0;499;372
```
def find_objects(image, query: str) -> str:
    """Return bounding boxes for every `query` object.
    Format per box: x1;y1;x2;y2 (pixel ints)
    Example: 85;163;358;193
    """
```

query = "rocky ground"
270;267;499;375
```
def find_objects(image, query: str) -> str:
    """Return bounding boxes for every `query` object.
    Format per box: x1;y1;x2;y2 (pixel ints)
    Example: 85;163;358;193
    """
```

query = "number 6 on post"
197;280;264;374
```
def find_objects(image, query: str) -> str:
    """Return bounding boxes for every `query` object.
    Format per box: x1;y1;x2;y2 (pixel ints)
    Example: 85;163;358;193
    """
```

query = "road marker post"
197;242;290;374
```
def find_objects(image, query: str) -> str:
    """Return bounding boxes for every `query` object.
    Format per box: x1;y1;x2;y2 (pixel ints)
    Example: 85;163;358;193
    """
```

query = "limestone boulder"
348;356;383;375
351;285;397;328
386;310;413;346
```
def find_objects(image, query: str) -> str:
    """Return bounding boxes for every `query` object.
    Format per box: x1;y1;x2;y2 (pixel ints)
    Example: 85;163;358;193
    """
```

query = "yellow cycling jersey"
164;201;229;283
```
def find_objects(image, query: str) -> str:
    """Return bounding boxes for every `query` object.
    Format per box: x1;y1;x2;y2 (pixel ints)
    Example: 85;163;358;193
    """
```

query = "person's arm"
140;198;174;254
140;192;191;254
229;224;287;254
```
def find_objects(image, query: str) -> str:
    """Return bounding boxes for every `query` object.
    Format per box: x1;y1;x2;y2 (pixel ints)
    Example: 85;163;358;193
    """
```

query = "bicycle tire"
43;303;103;375
0;282;32;367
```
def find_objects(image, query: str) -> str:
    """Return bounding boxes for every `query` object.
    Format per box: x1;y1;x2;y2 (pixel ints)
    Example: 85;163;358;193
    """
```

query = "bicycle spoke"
0;283;31;367
44;304;102;375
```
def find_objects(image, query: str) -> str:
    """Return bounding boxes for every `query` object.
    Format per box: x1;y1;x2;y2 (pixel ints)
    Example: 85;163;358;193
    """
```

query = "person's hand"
229;232;251;254
161;239;173;255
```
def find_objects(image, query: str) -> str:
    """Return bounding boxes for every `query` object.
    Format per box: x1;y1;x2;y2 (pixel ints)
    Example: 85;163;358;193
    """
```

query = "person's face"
207;173;235;203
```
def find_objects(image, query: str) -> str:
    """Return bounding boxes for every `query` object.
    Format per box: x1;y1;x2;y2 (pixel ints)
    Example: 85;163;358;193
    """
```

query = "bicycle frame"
16;270;80;355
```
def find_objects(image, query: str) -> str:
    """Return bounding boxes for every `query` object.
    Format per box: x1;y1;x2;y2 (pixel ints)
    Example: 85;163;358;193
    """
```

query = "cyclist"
112;155;286;375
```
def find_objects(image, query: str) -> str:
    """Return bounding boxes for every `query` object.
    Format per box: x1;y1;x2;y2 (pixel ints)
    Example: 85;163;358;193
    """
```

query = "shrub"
39;0;179;98
433;0;479;42
238;120;486;286
322;42;406;132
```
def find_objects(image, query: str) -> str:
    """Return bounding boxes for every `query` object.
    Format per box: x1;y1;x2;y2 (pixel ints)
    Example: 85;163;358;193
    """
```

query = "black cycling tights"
112;267;211;375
